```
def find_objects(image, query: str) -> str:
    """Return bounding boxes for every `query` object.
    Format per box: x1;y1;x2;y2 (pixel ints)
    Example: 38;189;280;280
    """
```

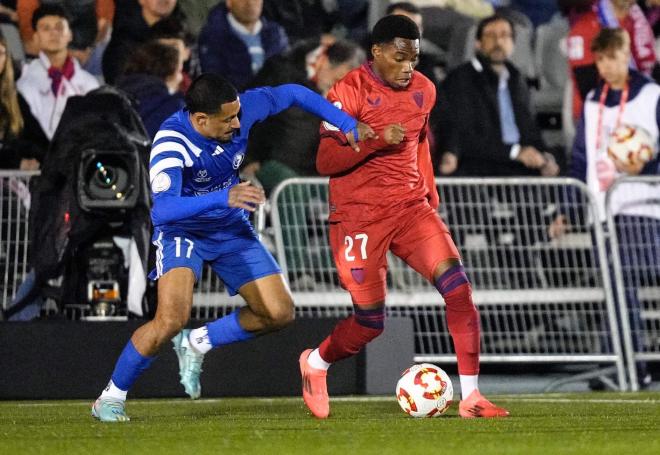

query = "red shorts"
329;204;460;305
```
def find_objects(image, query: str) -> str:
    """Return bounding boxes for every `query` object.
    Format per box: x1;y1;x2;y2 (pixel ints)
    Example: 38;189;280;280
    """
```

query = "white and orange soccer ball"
607;124;656;167
395;363;453;418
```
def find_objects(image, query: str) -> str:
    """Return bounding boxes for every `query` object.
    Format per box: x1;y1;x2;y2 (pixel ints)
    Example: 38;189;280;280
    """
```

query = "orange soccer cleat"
299;349;330;419
459;390;510;418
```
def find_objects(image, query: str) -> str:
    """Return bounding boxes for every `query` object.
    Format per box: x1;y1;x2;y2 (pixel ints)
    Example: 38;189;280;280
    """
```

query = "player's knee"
263;299;295;329
154;314;188;339
354;306;385;340
434;264;474;309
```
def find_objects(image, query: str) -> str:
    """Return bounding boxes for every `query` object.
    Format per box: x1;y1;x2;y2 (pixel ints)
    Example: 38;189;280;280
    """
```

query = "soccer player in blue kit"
92;74;374;422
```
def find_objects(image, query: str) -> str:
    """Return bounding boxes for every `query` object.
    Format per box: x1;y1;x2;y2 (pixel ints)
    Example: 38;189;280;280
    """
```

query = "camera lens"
95;163;117;188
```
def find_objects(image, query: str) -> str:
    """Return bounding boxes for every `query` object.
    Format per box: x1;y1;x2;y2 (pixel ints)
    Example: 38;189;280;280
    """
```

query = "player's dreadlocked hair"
185;73;238;114
371;14;420;45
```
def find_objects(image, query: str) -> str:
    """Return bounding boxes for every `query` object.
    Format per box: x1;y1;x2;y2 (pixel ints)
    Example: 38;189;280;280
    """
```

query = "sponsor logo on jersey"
212;145;224;156
194;169;212;183
322;101;343;131
367;95;381;106
232;153;245;169
152;172;172;193
193;177;234;196
413;91;424;108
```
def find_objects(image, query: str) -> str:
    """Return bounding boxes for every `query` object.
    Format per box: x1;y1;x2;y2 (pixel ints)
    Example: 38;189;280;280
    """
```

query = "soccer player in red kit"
298;14;509;419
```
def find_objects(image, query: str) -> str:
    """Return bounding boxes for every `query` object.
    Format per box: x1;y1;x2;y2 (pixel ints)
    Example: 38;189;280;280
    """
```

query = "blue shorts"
148;222;281;296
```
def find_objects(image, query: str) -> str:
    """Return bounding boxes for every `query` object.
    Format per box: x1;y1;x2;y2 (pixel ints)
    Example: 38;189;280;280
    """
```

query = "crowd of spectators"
1;0;658;177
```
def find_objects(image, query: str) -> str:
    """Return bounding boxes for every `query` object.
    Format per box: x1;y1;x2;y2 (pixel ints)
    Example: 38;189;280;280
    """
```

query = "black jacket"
434;54;545;176
0;94;49;168
117;74;185;139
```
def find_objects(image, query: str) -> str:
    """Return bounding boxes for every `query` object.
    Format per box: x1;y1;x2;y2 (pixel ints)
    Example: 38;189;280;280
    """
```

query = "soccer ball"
607;124;656;166
395;363;453;417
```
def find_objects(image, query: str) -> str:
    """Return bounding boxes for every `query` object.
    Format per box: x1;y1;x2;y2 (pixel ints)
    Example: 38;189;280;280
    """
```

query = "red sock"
436;266;480;375
444;283;480;375
318;315;383;363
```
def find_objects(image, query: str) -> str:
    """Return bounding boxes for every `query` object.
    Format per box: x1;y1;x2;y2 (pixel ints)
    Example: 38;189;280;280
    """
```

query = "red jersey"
317;63;438;222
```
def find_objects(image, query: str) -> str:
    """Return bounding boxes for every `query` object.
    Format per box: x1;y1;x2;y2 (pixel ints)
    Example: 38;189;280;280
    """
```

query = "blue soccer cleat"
172;329;204;399
91;397;130;422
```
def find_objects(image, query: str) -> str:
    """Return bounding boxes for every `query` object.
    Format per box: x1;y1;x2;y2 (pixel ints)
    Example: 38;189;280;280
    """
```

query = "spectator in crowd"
16;4;98;143
17;0;114;58
1;31;48;169
198;0;289;91
102;0;181;84
550;28;659;389
567;0;656;121
435;14;560;288
147;14;194;92
117;40;184;139
435;14;559;177
385;2;447;86
1;31;45;322
0;32;24;168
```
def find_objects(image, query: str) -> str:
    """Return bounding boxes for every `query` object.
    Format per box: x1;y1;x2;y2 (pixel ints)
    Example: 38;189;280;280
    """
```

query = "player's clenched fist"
228;181;266;211
346;121;378;153
383;123;405;145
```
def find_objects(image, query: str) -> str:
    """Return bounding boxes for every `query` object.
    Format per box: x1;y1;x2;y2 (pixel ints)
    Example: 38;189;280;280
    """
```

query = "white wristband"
509;143;521;160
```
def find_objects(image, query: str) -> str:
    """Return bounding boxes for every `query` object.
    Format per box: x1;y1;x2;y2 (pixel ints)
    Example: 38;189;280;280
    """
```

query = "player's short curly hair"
371;14;420;45
185;73;238;114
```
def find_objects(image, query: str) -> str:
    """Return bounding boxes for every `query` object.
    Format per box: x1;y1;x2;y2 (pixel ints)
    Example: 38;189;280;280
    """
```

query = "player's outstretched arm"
316;123;404;175
270;84;357;133
242;84;375;150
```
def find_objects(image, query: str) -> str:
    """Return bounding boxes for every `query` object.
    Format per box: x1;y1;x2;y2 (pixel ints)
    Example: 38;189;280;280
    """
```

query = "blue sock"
206;310;255;348
110;340;156;391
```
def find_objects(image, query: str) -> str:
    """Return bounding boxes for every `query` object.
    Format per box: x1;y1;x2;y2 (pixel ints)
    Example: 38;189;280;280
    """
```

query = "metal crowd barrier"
605;176;660;391
0;171;35;310
270;177;627;390
3;171;649;391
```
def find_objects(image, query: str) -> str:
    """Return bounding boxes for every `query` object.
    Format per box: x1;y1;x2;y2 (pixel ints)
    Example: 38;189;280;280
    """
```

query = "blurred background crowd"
1;0;658;180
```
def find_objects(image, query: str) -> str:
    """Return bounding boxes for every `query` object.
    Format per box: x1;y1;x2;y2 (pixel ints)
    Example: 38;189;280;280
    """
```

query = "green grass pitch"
1;393;659;455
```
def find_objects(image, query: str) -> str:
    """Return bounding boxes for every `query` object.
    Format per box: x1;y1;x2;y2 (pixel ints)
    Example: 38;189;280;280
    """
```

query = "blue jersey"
148;84;357;233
